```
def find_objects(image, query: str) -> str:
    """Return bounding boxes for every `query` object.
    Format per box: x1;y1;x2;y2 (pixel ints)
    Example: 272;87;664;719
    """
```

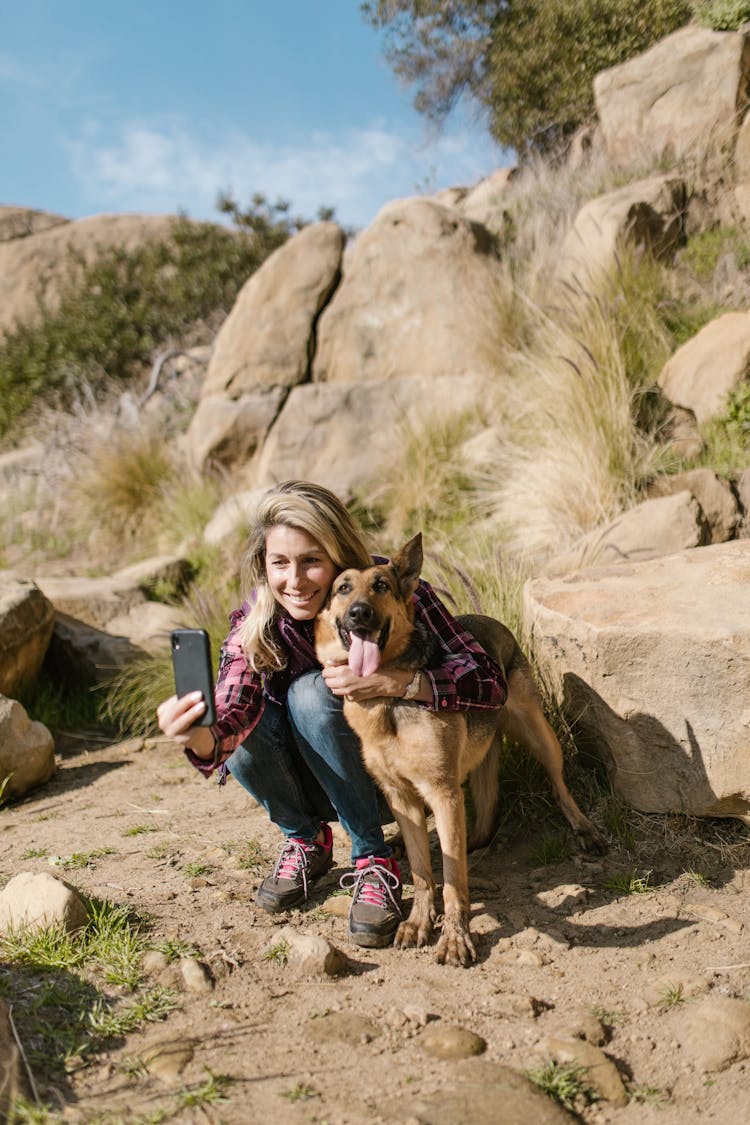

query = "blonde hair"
238;481;373;672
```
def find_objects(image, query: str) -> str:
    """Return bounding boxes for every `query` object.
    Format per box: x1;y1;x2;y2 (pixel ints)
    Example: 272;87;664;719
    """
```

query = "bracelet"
402;671;422;700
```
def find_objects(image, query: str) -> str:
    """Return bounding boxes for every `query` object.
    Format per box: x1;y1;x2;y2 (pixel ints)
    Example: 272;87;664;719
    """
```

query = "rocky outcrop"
594;26;750;168
313;197;504;383
253;374;488;497
0;695;55;800
648;468;740;544
657;310;750;422
543;491;711;575
0;576;55;696
200;221;345;396
0;210;198;336
558;175;686;287
524;540;750;818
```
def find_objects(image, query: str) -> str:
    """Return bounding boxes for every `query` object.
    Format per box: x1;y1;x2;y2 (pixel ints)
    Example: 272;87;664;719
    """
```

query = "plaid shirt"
186;576;508;778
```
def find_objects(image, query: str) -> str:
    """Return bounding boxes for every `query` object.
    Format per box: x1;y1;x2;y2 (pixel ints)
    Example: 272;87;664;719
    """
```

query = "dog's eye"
336;581;351;595
373;578;390;594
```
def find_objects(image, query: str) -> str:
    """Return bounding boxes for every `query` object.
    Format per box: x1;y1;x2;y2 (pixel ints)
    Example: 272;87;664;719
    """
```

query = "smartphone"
170;628;216;727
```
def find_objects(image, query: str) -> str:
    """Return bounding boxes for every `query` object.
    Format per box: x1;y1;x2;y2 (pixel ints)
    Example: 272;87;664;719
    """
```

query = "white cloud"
67;117;507;228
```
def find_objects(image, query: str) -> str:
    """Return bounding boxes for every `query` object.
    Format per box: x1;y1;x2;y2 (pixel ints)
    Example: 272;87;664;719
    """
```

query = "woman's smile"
265;524;338;621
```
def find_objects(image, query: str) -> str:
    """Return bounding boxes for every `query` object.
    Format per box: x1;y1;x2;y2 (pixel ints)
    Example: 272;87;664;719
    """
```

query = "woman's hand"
156;693;215;758
321;662;415;701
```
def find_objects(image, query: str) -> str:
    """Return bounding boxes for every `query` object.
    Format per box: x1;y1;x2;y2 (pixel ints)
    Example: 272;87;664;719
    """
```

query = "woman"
157;480;507;949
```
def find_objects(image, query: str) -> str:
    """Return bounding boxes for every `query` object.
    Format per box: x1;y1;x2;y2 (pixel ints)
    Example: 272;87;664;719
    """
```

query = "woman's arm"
414;580;508;711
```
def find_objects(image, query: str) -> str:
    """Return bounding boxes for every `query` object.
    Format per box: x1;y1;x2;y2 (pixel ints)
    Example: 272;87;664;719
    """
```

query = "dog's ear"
391;532;423;599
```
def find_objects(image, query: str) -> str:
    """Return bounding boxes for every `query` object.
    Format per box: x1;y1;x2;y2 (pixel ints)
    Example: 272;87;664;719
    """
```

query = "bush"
0;196;317;442
691;0;750;29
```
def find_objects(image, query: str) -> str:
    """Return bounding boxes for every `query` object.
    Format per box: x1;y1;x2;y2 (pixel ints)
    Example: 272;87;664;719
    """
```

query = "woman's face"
264;524;338;621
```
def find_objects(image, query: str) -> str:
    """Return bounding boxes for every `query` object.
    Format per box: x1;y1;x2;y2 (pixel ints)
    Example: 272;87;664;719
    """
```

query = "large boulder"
0;575;55;696
0;211;184;335
657;310;750;422
200;221;345;397
0;695;55;800
524;540;750;818
185;386;287;473
594;26;750;169
312;197;504;383
252;374;488;497
557;175;686;287
648;469;740;544
544;491;710;576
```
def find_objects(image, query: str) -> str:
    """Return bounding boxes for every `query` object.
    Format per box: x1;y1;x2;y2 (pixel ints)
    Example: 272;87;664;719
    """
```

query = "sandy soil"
3;733;750;1124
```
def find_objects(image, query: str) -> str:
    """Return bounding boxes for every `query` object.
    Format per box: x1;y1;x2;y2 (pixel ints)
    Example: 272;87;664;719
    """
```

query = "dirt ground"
3;733;750;1124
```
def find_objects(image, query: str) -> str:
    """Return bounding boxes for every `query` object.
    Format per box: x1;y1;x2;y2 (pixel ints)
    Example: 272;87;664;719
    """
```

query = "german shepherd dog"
315;533;606;967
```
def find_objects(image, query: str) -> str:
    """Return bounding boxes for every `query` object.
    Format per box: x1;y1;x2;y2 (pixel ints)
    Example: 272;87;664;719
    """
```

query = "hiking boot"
341;856;402;948
255;824;333;913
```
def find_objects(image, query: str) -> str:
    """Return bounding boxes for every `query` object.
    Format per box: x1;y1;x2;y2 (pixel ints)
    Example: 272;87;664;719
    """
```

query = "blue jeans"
226;670;392;862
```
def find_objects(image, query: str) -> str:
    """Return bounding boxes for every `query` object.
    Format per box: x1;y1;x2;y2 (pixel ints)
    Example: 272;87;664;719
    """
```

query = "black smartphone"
170;628;216;727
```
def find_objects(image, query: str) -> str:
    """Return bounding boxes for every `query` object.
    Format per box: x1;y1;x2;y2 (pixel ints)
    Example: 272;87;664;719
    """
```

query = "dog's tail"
466;736;502;851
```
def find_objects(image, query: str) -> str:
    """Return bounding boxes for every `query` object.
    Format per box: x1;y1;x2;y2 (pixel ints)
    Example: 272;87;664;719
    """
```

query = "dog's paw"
435;920;476;968
394;917;433;950
577;820;608;855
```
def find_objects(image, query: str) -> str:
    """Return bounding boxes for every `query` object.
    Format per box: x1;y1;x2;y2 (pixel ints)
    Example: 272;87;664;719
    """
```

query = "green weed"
177;1069;231;1108
657;981;686;1009
603;869;653;896
183;861;212;878
122;824;158;837
282;1082;320;1102
263;940;291;965
48;848;116;871
525;1059;600;1111
529;831;574;867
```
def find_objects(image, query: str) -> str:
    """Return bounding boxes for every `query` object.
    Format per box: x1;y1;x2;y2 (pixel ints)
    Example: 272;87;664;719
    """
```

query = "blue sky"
0;1;509;231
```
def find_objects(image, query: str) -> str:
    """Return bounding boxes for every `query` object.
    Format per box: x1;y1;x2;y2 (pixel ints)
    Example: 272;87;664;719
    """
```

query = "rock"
201;221;345;396
179;956;214;993
648;469;739;544
658;309;750;422
0;211;197;335
524;540;750;817
535;885;590;912
594;26;750;168
557;175;686;288
269;927;349;977
0;696;55;800
668;995;750;1072
313;197;504;383
306;1010;380;1043
455;167;517;233
253;373;487;497
642;974;711;1008
0;204;68;242
203;489;265;546
0;997;32;1118
419;1025;487;1059
186;387;287;473
538;1036;628;1106
0;872;88;932
0;575;55;697
544;492;710;575
105;601;188;654
45;612;145;687
141;950;170;975
321;893;351;918
141;1033;195;1085
407;1061;574;1124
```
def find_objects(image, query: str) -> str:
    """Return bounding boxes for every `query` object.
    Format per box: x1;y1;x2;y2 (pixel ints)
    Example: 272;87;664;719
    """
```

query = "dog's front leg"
430;788;475;967
386;792;437;950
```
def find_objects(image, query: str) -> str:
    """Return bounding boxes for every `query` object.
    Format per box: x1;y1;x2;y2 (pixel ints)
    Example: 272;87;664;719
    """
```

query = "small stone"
321;893;351;918
179;957;213;993
419;1025;487;1060
495;948;547;967
539;1036;628;1106
141;1035;194;1086
141;950;169;975
536;884;590;911
270;926;349;976
0;872;88;933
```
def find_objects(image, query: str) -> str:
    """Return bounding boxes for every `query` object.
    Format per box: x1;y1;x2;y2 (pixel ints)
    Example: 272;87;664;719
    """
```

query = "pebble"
179;957;214;993
419;1024;487;1059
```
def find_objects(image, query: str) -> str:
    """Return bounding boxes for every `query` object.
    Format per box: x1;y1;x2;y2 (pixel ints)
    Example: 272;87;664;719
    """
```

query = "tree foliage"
362;1;694;156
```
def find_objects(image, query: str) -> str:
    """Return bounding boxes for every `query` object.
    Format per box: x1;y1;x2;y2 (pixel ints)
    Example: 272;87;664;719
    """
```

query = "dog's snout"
346;601;376;629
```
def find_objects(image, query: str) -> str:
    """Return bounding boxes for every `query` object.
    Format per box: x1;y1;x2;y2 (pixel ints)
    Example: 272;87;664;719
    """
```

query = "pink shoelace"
339;860;402;914
273;838;318;896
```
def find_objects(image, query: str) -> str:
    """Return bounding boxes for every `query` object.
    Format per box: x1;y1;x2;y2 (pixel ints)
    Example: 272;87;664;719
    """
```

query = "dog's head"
315;532;423;676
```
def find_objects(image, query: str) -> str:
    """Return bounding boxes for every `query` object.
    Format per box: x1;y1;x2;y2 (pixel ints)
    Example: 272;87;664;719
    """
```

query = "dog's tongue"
348;632;381;677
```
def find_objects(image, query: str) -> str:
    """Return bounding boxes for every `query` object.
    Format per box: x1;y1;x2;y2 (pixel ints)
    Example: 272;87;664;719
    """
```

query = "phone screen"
171;629;217;727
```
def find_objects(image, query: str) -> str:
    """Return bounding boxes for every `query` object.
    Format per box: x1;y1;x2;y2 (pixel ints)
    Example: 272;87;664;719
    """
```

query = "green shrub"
0;195;317;442
691;0;750;29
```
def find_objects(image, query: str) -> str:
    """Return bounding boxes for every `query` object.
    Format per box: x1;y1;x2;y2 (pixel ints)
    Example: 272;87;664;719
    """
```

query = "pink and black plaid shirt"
187;576;508;778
